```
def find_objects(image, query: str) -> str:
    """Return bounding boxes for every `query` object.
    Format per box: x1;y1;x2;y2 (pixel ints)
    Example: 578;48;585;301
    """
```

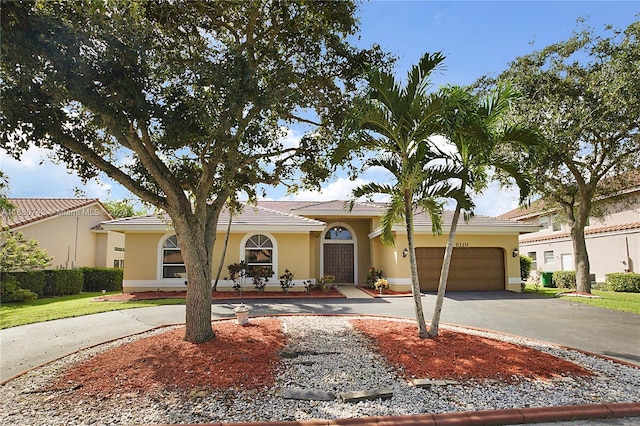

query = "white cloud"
472;181;520;217
282;177;389;202
279;127;303;149
1;147;127;200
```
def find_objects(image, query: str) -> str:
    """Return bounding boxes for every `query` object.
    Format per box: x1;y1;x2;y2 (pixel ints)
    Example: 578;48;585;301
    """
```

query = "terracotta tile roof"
520;222;640;243
1;198;109;229
413;209;540;231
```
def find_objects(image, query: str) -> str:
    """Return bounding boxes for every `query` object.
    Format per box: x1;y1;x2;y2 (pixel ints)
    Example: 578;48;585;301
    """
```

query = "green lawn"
0;292;185;329
523;284;640;314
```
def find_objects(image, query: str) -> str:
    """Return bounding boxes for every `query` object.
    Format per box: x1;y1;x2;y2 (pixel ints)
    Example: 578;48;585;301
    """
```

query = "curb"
150;402;640;425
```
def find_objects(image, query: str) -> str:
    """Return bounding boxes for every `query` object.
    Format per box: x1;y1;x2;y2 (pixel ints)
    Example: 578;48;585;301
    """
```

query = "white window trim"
320;222;358;285
240;232;278;279
157;232;187;282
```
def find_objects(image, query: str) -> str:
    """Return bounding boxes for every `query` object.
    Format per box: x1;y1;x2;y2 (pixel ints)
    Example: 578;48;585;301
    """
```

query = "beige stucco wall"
16;205;111;269
94;231;125;268
122;230;317;292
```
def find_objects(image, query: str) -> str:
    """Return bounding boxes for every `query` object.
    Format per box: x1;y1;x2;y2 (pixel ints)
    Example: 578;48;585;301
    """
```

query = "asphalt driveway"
1;291;639;382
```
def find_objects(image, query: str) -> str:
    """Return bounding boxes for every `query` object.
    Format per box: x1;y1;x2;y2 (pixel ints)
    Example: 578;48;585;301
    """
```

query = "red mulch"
97;288;345;302
352;319;592;382
55;319;285;397
53;317;594;399
356;286;412;298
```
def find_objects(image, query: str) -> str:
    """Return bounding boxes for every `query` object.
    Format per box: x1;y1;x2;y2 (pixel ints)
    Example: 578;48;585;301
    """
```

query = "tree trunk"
404;189;428;338
171;217;216;343
428;202;461;337
571;223;592;293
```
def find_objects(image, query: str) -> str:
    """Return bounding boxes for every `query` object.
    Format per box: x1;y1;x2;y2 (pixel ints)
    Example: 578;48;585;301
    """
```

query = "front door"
324;244;354;283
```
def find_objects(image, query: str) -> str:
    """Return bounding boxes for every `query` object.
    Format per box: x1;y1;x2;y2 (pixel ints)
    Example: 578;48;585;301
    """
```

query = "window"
325;226;353;240
162;235;185;278
544;250;554;264
539;216;550;230
552;215;561;231
244;234;273;277
527;252;537;271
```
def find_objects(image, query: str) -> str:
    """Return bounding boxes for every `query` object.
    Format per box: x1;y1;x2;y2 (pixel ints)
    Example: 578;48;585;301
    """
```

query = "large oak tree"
1;0;383;341
491;20;640;293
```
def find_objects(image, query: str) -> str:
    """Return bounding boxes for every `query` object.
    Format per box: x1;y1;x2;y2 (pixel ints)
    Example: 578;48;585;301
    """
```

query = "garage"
416;247;505;291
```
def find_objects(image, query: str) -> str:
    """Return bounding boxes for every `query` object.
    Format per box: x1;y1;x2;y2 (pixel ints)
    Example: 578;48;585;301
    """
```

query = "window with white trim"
162;235;186;278
544;250;554;264
539;215;550;230
244;234;274;277
527;252;537;271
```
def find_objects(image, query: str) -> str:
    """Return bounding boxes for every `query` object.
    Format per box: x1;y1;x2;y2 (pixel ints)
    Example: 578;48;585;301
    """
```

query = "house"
100;200;539;293
1;198;125;269
497;186;640;282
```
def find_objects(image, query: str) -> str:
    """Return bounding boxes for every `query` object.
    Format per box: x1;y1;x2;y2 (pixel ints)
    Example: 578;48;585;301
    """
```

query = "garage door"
416;247;505;291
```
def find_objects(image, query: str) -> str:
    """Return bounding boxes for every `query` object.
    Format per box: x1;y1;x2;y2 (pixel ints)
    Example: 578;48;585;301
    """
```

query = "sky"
2;1;639;216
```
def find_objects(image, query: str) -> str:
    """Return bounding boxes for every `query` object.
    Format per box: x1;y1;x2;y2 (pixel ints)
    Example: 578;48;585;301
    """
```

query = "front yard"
523;284;640;314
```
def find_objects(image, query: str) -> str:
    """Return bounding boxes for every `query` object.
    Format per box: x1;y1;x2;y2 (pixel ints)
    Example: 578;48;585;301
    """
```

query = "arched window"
324;226;353;240
162;235;185;278
244;234;273;277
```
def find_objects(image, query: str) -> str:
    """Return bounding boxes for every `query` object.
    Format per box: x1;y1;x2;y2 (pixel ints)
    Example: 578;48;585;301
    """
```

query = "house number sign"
455;242;470;247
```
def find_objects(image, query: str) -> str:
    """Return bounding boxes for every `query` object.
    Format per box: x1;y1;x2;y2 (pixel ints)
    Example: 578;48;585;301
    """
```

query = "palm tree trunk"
428;201;461;337
213;212;232;291
404;189;428;338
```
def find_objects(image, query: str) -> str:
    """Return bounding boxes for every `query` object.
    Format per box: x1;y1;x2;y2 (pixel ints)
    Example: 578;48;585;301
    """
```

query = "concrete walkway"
2;290;638;382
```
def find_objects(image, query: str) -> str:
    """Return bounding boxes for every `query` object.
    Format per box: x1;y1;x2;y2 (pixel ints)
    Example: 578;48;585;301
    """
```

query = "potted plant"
374;278;389;295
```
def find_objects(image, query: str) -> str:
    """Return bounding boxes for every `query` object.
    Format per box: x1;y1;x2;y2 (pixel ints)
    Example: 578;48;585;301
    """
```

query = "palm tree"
337;52;470;338
427;84;540;337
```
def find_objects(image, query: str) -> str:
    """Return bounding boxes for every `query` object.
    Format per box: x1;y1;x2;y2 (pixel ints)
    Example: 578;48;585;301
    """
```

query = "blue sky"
2;1;638;216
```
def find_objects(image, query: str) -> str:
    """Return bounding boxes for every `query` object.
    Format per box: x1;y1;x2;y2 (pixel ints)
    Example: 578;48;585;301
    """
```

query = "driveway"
1;291;639;382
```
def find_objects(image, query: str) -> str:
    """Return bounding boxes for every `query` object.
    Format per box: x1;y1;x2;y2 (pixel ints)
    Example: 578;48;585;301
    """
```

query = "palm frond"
379;193;405;246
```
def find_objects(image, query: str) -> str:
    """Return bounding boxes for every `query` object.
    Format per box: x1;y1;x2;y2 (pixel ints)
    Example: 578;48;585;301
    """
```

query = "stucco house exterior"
497;187;640;283
100;200;539;293
1;198;125;269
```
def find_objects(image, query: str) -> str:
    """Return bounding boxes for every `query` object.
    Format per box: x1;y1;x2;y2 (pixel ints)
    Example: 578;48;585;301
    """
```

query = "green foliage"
8;270;45;296
0;231;52;272
80;267;123;292
226;262;247;292
44;269;84;296
553;271;577;289
605;273;640;293
364;267;384;289
1;274;38;303
0;172;14;218
251;266;270;292
279;269;295;293
519;255;533;282
491;20;640;293
102;200;146;219
316;274;336;293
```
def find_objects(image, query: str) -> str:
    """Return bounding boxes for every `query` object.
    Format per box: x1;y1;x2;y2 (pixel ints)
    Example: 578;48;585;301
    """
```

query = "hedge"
0;274;38;303
519;255;532;281
44;269;83;296
81;267;123;292
8;270;45;297
605;273;640;293
552;271;576;289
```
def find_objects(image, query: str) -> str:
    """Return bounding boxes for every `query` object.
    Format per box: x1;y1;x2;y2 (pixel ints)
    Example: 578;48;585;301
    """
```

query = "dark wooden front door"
324;244;354;283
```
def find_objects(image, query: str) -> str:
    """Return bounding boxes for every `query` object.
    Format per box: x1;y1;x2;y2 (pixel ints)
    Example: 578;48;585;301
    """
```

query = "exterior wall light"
513;248;519;257
403;248;408;258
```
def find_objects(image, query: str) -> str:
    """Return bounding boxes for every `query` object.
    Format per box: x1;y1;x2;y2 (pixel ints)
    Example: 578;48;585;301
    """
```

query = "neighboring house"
100;200;539;293
497;188;640;283
1;198;125;269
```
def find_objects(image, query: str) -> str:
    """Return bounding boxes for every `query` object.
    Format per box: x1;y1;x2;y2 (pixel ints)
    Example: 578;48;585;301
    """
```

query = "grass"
523;284;640;314
0;292;185;329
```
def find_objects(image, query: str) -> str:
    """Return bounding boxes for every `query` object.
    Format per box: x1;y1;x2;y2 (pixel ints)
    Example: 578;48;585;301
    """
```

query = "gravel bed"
1;315;639;425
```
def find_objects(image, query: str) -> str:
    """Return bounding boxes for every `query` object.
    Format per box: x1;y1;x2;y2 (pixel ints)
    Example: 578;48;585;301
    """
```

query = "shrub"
519;255;532;282
605;273;640;293
226;262;247;292
44;269;84;296
9;270;45;296
364;267;383;289
80;267;123;292
0;274;38;303
251;266;270;292
279;269;295;293
317;274;336;293
552;271;576;289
